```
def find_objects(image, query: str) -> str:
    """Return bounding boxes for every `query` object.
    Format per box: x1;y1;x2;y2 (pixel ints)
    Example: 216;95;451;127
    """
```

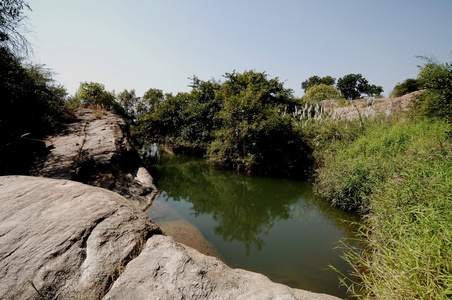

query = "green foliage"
415;57;452;119
134;70;308;176
0;0;30;54
390;78;420;97
136;88;164;117
301;75;336;92
68;81;126;116
315;118;445;211
337;74;383;100
117;89;138;119
135;78;222;151
339;121;452;299
302;84;342;105
207;70;309;177
0;47;68;174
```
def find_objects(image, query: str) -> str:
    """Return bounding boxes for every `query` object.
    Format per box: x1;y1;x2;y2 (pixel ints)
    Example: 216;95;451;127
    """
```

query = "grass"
312;115;452;298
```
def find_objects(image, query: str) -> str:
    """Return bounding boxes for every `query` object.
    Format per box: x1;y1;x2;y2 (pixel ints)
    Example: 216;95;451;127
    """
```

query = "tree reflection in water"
148;153;359;255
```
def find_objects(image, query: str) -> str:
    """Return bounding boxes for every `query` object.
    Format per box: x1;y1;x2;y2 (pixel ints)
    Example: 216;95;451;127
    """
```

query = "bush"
414;59;452;119
68;82;126;116
302;84;343;105
390;78;420;97
0;47;68;174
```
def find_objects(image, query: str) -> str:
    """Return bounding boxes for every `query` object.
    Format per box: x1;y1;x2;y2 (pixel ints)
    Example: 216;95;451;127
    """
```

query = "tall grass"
313;116;452;298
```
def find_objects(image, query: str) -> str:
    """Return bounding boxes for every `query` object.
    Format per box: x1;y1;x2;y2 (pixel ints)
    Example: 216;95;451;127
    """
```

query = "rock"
0;176;161;300
34;108;156;209
104;235;340;300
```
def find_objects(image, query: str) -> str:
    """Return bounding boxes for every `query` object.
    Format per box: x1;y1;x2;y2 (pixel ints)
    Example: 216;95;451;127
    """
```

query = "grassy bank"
312;116;452;298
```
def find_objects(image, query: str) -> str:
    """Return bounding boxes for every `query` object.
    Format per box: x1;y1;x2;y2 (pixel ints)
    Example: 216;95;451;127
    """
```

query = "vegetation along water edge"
2;2;451;297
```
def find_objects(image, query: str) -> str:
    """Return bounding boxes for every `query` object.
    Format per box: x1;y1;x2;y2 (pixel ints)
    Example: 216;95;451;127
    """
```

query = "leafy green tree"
415;56;452;119
0;0;30;54
69;82;115;107
390;78;420;97
136;88;164;117
208;70;310;177
117;89;138;119
301;75;336;92
337;74;383;99
68;81;127;116
0;47;68;174
135;79;221;150
302;84;342;104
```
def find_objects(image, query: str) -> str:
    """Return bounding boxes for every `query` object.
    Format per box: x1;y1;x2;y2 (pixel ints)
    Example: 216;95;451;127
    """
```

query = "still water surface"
145;152;360;298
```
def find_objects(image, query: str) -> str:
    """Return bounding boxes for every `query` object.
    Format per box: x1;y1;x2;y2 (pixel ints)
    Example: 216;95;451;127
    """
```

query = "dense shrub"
67;81;127;117
414;58;452;119
302;84;343;105
390;78;420;97
0;47;68;174
135;70;308;176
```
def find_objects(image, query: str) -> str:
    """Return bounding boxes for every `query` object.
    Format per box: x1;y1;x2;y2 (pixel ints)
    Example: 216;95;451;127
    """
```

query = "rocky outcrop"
0;176;339;300
1;108;340;299
104;235;339;300
0;176;161;300
34;108;157;209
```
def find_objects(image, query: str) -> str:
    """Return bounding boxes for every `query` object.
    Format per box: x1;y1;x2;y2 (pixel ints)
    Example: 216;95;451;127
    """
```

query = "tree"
337;74;383;100
207;70;309;176
301;75;336;92
136;88;164;117
415;56;452;119
68;82;126;116
0;46;68;174
69;82;115;107
302;84;342;104
117;89;138;118
0;0;31;54
390;78;420;97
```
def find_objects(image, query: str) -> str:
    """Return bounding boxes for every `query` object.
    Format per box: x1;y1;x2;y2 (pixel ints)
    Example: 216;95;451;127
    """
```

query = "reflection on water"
145;153;360;298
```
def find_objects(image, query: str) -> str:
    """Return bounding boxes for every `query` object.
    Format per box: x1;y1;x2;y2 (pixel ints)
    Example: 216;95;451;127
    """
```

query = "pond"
144;150;360;298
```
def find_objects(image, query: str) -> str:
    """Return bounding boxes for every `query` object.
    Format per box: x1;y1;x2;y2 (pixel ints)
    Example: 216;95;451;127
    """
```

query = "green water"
145;153;360;298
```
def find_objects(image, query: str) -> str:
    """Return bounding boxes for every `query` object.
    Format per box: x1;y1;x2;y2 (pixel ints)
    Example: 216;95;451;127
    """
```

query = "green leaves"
336;73;383;100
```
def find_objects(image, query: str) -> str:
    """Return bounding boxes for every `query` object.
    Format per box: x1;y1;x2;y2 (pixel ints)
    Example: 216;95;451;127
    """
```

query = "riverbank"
311;114;452;298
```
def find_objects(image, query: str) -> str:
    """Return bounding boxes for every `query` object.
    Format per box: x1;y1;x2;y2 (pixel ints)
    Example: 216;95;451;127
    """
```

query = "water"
145;152;360;298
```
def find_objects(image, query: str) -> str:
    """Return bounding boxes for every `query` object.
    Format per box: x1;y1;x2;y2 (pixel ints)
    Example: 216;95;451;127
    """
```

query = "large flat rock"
105;235;339;300
34;108;158;209
0;176;161;300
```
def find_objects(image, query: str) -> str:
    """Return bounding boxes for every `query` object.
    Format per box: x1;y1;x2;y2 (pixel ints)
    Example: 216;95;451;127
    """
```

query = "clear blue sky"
28;0;452;98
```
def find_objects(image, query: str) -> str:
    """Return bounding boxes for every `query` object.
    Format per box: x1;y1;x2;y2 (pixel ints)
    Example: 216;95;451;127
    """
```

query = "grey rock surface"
105;235;340;300
0;176;161;300
34;108;157;209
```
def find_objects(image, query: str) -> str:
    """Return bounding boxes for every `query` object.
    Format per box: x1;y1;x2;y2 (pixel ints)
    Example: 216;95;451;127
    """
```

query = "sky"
27;0;452;98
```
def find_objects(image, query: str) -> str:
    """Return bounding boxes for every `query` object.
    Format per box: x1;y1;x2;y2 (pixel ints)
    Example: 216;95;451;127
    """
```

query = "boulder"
34;108;157;209
104;235;339;300
0;176;161;300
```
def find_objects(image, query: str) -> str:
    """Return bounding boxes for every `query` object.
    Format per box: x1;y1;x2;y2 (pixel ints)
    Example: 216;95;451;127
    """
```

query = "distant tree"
301;75;336;92
302;84;342;104
69;82;115;107
136;88;164;116
337;74;383;99
117;89;138;118
0;0;31;54
68;82;126;116
391;79;420;97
